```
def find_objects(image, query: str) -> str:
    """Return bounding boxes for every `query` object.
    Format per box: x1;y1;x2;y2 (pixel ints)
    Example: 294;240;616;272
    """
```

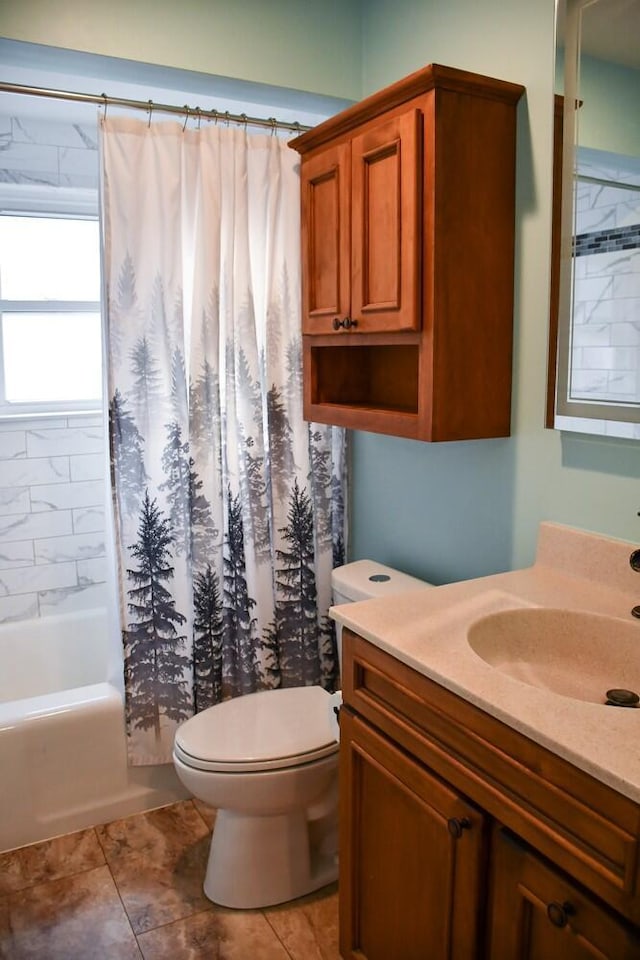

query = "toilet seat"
174;685;338;773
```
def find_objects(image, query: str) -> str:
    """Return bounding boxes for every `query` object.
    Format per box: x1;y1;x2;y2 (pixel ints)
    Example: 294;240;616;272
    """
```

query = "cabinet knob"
332;317;358;331
546;900;576;928
447;816;471;839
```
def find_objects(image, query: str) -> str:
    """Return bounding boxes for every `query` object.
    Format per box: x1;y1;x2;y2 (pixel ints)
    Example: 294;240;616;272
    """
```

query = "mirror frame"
546;93;564;428
550;0;640;430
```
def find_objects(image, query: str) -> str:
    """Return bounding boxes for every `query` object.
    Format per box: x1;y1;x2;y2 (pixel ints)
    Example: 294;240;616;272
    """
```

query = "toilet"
173;559;433;909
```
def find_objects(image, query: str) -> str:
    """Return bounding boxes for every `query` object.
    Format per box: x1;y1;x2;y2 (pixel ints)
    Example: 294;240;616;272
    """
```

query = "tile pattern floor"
0;799;339;959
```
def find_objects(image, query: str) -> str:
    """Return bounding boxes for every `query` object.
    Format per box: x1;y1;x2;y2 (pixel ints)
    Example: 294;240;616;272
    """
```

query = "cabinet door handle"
332;317;358;330
447;816;471;839
546;900;576;928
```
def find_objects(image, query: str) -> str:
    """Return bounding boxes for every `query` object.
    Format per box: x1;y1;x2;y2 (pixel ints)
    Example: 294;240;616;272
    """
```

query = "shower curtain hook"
101;93;108;121
195;107;201;130
240;113;248;132
147;100;154;128
213;108;219;126
182;106;190;132
224;110;230;127
269;117;277;137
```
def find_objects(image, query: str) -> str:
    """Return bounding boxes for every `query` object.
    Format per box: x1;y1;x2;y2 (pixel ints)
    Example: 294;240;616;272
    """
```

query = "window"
0;213;102;417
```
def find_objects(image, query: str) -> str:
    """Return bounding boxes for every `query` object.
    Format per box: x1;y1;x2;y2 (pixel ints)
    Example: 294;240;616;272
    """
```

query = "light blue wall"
0;0;365;103
2;0;638;584
556;51;640;156
351;0;640;583
578;56;640;156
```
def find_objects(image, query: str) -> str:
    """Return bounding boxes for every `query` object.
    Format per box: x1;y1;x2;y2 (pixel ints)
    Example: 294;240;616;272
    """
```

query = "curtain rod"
0;81;313;134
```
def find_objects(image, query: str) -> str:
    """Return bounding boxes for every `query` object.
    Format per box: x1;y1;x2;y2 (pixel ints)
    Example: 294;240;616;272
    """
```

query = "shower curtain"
100;116;347;765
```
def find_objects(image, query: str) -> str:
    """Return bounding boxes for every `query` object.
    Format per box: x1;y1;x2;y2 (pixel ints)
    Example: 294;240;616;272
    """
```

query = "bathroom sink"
466;607;640;705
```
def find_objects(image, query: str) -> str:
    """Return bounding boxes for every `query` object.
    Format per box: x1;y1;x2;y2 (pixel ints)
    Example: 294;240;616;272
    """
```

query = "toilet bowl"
173;685;339;909
173;560;432;909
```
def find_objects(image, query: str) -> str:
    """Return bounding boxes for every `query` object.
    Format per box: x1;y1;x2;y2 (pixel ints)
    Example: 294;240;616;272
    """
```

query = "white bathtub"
0;609;189;852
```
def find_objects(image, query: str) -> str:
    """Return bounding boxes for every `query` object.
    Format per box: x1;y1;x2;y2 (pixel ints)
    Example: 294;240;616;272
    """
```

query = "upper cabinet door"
300;142;351;334
351;108;422;333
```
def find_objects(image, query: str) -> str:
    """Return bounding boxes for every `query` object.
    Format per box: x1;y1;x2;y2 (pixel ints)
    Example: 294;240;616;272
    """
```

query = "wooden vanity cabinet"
339;708;487;960
488;827;640;959
339;629;640;959
289;64;525;441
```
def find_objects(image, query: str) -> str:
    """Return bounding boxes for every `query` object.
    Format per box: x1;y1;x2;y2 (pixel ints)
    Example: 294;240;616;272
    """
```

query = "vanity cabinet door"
488;828;640;960
339;708;486;960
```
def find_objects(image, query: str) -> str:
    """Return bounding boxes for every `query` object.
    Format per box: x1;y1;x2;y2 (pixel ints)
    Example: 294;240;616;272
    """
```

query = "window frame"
0;185;102;420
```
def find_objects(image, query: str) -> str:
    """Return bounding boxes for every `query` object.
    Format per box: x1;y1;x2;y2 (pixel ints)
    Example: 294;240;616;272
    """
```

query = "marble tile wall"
0;112;98;190
571;149;640;408
0;110;107;624
0;414;108;623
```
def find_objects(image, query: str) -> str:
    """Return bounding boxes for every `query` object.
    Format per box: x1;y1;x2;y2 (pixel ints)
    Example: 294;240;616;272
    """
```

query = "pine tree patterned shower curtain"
100;116;347;765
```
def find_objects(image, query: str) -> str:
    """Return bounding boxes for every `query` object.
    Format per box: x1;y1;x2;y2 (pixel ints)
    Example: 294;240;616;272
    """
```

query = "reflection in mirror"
553;0;640;438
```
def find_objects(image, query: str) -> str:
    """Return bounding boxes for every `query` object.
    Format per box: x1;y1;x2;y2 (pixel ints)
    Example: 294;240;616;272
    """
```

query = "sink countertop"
331;522;640;803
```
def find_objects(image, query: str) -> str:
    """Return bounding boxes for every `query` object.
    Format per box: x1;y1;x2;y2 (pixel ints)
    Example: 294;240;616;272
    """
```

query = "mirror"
551;0;640;437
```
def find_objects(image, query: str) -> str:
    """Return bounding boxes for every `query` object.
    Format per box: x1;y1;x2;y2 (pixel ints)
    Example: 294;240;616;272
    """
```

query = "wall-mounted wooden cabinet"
290;64;525;442
340;630;640;959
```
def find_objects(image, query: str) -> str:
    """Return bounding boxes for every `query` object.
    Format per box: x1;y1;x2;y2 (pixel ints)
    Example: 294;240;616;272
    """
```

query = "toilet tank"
331;559;433;606
331;560;434;673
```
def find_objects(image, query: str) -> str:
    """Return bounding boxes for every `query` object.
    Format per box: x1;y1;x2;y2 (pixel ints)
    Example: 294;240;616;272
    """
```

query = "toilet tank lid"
331;559;434;603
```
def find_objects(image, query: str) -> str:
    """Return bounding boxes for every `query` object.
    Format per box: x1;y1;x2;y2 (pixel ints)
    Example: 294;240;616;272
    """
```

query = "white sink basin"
466;607;640;705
